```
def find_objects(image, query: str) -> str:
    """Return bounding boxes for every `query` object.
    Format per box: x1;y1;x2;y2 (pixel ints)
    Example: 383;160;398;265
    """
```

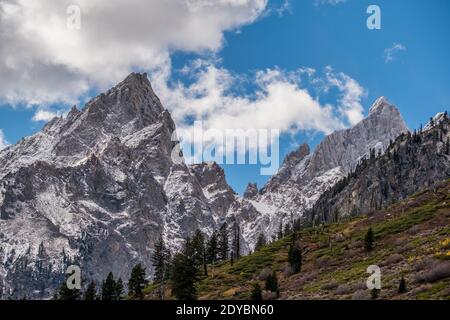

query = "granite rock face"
0;73;231;299
309;113;450;222
0;73;426;298
232;97;409;249
243;183;259;199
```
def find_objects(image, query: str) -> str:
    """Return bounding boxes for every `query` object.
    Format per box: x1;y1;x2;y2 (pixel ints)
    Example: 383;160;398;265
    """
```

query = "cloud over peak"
0;0;267;106
150;60;366;141
0;129;9;150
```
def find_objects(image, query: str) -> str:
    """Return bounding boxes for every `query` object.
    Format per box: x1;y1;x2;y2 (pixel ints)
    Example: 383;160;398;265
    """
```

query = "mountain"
0;72;424;299
232;97;409;250
0;73;230;298
164;179;450;300
309;112;450;223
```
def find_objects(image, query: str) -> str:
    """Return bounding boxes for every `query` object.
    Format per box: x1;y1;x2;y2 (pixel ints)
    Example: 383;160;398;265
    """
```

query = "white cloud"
32;110;60;122
384;43;407;63
0;129;9;150
150;60;366;153
324;66;366;125
0;0;267;106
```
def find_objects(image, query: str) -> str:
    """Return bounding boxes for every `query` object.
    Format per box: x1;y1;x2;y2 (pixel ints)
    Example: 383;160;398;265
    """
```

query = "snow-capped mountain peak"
230;97;409;250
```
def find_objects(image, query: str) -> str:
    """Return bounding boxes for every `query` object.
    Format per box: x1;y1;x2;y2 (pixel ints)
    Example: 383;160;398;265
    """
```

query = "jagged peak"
243;182;258;199
191;161;221;170
120;72;152;91
369;96;392;114
283;143;310;166
424;111;448;131
66;105;81;120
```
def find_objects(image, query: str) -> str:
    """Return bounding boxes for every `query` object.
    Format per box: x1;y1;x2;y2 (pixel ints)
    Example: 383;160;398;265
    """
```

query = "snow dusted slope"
0;73;224;298
232;97;409;250
0;73;410;298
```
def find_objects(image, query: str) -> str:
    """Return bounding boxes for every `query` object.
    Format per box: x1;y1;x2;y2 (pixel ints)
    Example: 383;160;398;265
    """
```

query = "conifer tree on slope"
218;222;229;261
170;238;199;300
232;221;241;260
255;233;267;251
191;229;207;276
365;227;375;252
101;272;118;300
288;232;302;274
57;279;81;300
277;221;283;240
84;281;97;300
152;235;171;299
115;278;124;300
206;231;219;264
128;263;146;299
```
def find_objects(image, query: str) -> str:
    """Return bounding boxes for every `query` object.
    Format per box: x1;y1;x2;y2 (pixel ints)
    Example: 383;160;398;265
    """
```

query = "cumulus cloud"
0;0;367;163
150;59;366;160
384;43;407;63
324;66;366;125
32;110;60;122
0;0;267;106
0;129;9;150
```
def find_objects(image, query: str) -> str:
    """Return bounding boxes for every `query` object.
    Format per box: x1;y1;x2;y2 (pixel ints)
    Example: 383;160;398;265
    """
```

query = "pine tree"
115;278;124;300
84;281;97;300
398;277;407;294
170;239;199;300
191;229;206;275
265;271;279;297
250;283;263;300
364;227;375;252
288;235;302;274
152;235;171;299
371;288;380;300
217;222;229;261
152;236;170;283
206;231;219;264
57;280;81;300
128;263;146;299
284;223;292;237
101;272;117;300
255;233;267;251
277;221;283;240
232;221;241;260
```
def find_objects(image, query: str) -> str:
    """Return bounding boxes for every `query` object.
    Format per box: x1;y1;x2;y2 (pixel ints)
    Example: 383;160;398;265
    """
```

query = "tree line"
56;221;242;300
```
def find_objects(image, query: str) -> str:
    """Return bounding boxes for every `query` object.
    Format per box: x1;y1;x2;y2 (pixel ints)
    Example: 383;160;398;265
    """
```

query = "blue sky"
1;0;449;194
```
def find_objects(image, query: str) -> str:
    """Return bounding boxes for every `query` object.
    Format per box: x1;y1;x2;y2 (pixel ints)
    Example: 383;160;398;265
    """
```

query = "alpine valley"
0;73;449;299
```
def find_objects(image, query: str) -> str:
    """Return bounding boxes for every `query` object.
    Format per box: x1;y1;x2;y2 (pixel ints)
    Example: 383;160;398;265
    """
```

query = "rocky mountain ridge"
0;73;434;299
309;112;450;223
231;97;409;247
0;73;229;298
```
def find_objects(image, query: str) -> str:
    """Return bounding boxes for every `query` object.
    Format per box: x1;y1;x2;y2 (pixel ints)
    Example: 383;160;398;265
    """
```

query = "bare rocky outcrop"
232;97;409;249
309;113;450;222
0;73;229;299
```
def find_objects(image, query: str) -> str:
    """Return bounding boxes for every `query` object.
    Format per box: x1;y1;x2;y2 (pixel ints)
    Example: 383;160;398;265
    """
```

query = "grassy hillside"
145;179;450;300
